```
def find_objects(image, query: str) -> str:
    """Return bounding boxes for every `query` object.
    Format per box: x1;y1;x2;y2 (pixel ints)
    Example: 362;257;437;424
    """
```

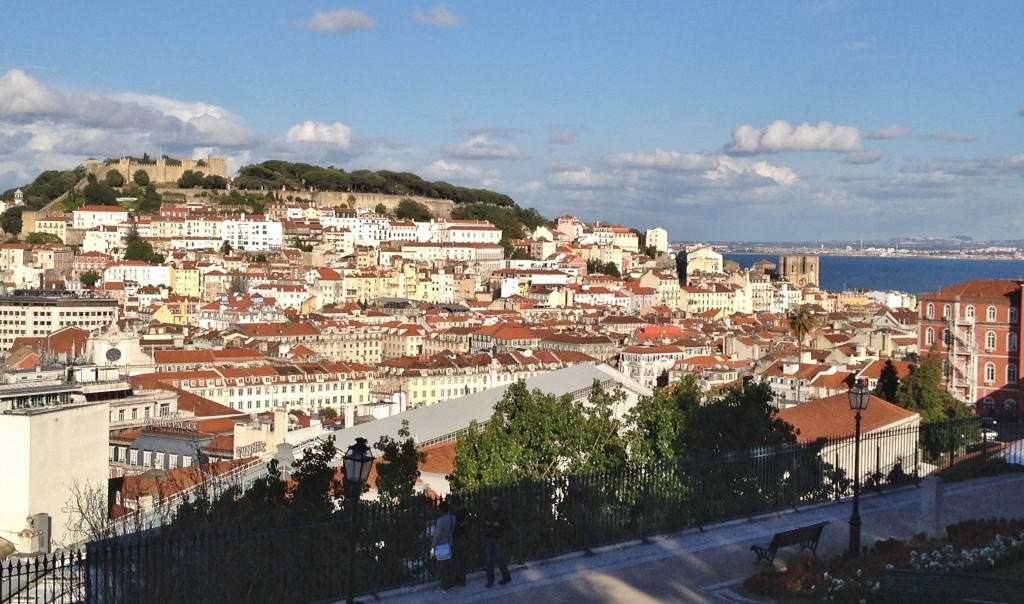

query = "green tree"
0;206;25;235
83;180;117;205
80;270;100;288
625;375;702;464
451;380;628;491
395;198;432;221
787;305;815;403
374;202;388;216
104;169;125;188
374;420;426;504
133;169;150;186
219;240;232;255
203;174;228;189
177;170;205;189
895;349;976;460
288;436;342;515
319;406;337;419
25;232;62;245
874;360;900;403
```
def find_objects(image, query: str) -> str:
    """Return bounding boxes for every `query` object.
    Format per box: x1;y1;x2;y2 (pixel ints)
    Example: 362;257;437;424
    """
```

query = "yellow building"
35;216;68;242
170;263;202;298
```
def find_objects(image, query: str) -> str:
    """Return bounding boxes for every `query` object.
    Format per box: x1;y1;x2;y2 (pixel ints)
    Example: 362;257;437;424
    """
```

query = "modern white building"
0;290;119;352
221;214;284;251
0;389;109;551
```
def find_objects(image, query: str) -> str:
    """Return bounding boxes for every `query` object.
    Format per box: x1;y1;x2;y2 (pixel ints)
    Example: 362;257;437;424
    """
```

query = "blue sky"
2;2;1023;242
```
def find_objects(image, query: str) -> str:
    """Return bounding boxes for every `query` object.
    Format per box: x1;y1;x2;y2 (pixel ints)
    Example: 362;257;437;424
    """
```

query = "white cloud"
421;159;484;181
413;4;466;27
727;120;863;153
299;9;375;33
549;130;577;144
866;125;908;140
923;131;978;143
285;120;353;148
751;161;799;185
442;134;522;160
608;148;718;171
548;167;617;189
0;69;62;118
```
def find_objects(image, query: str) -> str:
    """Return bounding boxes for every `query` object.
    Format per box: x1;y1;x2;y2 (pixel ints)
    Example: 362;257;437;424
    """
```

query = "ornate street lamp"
343;437;375;604
847;378;870;557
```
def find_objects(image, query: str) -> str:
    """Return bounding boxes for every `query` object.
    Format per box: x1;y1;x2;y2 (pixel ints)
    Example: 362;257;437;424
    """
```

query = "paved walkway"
369;473;1024;603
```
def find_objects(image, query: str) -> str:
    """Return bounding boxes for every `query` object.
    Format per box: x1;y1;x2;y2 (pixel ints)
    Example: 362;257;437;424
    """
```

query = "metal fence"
1;415;1006;603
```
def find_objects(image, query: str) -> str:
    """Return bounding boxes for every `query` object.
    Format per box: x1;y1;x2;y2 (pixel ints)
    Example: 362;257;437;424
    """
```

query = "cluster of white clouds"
728;120;863;153
5;60;1024;240
299;4;466;33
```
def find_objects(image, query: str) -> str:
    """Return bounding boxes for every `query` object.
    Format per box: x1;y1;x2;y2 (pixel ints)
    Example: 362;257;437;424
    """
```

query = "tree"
1;206;25;235
80;270;100;288
203;175;228;189
874;360;900;403
451;380;628;491
895;349;976;460
374;420;426;504
133;169;150;186
25;232;62;245
177;170;205;189
124;238;157;263
395;198;433;221
104;169;125;188
83;180;117;205
374;202;388;216
219;240;232;255
787;305;815;403
319;406;337;419
288;436;342;514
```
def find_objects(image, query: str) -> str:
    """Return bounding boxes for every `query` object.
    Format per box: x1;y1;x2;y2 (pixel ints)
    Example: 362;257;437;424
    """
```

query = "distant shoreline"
721;250;1024;262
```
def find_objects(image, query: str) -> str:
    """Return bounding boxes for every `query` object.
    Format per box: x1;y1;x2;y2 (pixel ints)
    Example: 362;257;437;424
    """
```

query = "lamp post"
847;379;870;557
343;437;375;604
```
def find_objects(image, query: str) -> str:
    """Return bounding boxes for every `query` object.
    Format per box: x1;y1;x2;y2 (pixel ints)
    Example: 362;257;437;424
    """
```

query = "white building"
72;206;131;231
645;227;669;253
0;395;109;551
103;261;171;288
221;214;284;251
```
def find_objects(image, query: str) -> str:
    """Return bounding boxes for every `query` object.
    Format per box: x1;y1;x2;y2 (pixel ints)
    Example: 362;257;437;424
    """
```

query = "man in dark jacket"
482;495;512;587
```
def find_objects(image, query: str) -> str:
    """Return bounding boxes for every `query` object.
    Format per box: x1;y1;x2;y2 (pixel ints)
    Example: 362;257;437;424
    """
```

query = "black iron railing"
1;415;1012;603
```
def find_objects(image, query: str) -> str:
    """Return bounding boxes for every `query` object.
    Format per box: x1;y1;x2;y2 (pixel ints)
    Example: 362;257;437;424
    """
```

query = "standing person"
451;496;471;586
482;495;512;588
432;500;456;593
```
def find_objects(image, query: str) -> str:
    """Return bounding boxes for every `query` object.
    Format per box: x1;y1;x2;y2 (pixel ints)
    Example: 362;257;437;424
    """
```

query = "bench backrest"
769;522;827;548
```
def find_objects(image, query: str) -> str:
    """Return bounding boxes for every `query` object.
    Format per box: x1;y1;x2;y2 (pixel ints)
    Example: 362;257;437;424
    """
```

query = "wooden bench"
750;521;828;564
879;570;1024;603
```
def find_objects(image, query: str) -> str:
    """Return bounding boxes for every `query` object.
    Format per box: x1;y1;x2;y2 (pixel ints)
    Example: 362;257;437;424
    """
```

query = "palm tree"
787;305;815;403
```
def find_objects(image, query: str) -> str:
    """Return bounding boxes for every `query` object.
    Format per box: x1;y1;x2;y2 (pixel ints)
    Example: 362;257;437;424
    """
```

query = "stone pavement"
368;474;1024;603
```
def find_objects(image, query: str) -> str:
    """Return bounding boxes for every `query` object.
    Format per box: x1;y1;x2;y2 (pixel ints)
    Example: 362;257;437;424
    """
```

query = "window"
925;328;935;346
965;305;975;319
1010;333;1019;352
942;329;951;346
1011;308;1019;324
984;397;996;410
1009;364;1018;384
926;304;934;319
943;304;952;319
1007;400;1018;413
985;363;996;383
986;331;997;350
988;306;998;321
129;449;138;465
143;451;152;467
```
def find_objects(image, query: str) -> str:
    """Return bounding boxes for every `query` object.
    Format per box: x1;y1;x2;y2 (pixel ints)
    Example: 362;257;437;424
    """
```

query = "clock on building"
105;348;122;362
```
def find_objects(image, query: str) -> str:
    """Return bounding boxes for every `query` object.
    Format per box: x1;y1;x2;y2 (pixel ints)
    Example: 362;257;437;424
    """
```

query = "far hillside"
0;160;551;244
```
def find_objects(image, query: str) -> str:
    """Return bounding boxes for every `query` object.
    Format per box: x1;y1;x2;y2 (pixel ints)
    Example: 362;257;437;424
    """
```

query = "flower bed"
742;518;1024;602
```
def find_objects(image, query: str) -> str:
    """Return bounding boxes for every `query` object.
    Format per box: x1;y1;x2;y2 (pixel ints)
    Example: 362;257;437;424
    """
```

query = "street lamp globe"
848;379;870;411
343;437;375;485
